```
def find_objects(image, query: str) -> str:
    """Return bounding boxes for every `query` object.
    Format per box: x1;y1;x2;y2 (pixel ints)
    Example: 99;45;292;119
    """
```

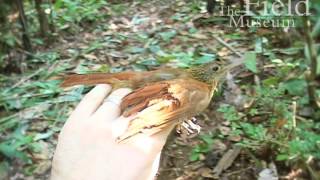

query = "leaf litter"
1;0;319;179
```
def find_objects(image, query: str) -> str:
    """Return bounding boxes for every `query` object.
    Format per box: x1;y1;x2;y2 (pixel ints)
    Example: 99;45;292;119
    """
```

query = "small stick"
292;101;297;129
11;68;43;89
9;60;59;90
211;35;243;58
17;48;43;62
288;101;297;139
0;92;58;101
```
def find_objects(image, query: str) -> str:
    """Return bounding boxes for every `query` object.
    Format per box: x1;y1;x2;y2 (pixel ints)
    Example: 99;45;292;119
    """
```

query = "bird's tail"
60;72;140;87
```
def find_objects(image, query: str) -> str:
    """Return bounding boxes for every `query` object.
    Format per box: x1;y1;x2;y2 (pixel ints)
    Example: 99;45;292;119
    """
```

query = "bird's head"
188;61;242;87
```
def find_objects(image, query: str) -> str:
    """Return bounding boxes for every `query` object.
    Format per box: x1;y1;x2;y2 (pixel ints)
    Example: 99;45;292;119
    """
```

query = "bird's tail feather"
60;72;138;87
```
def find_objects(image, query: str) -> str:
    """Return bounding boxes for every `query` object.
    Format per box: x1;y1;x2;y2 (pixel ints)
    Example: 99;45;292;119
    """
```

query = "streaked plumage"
61;62;241;141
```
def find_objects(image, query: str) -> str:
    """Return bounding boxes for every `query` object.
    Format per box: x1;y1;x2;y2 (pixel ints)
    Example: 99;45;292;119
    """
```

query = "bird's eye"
211;66;219;71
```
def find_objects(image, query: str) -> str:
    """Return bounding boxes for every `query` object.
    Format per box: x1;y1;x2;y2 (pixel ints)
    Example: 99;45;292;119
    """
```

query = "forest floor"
1;0;319;179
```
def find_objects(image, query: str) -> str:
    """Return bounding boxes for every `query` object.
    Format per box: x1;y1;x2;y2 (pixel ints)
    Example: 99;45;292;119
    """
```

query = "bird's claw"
176;117;201;136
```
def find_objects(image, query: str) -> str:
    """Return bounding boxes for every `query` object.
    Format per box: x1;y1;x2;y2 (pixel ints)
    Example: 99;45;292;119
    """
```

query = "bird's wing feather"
118;78;211;142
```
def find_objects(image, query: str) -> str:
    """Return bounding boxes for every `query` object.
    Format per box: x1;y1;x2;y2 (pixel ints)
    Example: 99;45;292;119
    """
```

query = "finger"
125;123;176;154
150;123;176;145
110;116;134;138
145;152;161;180
70;84;112;119
92;88;132;123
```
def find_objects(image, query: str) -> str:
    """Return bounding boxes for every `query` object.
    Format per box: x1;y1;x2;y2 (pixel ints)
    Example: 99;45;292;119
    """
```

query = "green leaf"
262;77;279;86
244;52;257;73
254;38;263;53
131;16;149;25
34;131;54;141
317;55;320;75
129;47;145;54
281;79;307;96
159;30;177;42
0;139;32;162
189;152;200;161
217;104;240;121
138;59;160;66
149;45;161;54
0;161;9;179
276;47;301;55
157;55;174;64
193;54;216;65
276;154;289;161
188;27;197;34
200;135;214;145
131;64;148;71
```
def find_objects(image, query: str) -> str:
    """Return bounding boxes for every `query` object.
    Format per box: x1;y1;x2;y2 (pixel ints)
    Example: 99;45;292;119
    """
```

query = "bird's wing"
118;78;211;142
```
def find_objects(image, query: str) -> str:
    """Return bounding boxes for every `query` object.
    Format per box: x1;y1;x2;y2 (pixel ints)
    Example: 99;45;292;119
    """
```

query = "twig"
225;166;253;176
296;115;308;122
292;101;297;129
305;156;319;180
303;17;319;109
16;48;43;62
286;100;297;145
11;68;43;89
263;64;297;68
213;146;242;176
8;60;60;90
254;74;261;90
211;35;243;58
267;139;289;148
0;91;59;101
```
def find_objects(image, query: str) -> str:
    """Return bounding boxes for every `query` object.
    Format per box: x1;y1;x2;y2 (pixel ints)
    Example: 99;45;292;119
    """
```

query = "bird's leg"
176;117;201;136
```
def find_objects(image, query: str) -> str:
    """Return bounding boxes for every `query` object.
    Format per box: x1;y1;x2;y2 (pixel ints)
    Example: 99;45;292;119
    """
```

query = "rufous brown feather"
60;61;242;142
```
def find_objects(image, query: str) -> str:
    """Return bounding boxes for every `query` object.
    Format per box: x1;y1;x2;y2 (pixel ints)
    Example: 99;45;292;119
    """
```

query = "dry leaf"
199;167;214;178
228;135;242;142
82;54;98;61
219;126;231;136
190;33;208;40
213;146;242;177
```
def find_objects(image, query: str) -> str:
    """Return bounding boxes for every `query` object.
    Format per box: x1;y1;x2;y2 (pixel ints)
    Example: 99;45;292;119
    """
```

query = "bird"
61;61;242;142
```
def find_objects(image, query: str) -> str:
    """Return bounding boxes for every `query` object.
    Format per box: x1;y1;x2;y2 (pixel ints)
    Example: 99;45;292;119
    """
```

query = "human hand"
51;84;174;180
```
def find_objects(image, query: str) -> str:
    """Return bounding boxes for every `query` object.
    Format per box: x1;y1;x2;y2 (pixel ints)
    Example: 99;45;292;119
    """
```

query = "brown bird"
61;61;242;141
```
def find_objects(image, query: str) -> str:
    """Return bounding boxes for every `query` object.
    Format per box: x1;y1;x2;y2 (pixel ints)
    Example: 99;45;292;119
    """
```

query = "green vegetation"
0;0;319;179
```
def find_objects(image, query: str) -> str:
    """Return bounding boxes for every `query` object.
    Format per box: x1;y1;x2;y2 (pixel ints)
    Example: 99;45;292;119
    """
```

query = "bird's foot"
176;117;201;137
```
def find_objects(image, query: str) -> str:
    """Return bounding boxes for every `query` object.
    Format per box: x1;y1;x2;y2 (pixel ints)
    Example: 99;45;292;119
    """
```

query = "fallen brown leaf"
213;146;242;177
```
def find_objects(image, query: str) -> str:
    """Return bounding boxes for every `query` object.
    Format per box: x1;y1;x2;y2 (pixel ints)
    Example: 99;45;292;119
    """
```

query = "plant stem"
303;17;319;110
